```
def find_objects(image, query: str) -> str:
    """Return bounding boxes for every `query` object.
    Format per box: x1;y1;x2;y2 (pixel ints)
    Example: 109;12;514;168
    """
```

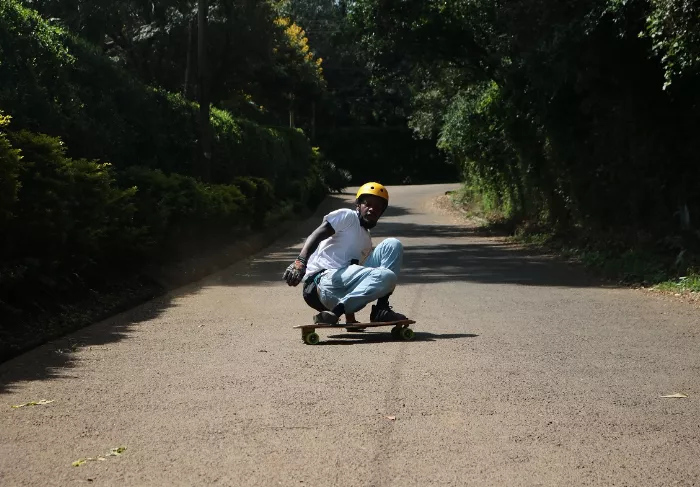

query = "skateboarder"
283;182;408;325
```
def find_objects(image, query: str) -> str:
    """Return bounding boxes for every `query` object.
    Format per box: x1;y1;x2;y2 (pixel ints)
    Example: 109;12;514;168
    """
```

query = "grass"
516;233;700;293
447;185;510;224
655;273;700;293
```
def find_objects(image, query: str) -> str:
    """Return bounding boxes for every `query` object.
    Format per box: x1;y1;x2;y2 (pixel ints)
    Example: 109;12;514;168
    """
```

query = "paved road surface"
1;184;698;486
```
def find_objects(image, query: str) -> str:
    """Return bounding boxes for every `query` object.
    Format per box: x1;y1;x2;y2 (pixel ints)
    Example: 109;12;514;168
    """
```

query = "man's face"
357;194;387;229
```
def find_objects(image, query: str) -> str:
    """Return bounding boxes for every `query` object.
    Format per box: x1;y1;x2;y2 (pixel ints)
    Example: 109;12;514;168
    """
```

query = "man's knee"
372;267;397;292
381;237;403;254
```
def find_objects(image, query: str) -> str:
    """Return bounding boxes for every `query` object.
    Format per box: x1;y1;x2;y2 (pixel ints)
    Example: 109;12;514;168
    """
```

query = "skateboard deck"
293;319;416;345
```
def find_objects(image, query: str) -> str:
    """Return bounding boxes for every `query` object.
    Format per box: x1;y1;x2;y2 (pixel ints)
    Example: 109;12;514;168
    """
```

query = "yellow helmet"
356;182;389;203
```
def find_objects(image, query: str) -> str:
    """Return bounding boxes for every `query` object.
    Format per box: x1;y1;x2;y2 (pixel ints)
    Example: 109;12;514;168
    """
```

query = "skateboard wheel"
400;328;415;341
391;326;401;338
304;332;320;345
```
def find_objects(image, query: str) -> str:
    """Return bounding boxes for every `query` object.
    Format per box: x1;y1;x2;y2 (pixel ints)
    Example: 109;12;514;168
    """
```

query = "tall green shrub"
0;113;20;225
0;118;291;321
0;0;323;192
0;137;141;331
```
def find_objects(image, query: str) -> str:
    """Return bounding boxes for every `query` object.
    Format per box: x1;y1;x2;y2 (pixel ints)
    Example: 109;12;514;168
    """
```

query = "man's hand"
283;258;306;286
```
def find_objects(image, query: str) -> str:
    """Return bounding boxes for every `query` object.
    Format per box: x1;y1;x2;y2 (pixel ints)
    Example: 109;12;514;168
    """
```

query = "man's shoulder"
325;208;358;230
326;208;355;218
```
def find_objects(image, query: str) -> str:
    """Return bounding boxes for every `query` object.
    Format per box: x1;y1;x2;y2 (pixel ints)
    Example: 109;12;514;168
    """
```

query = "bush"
210;109;315;190
0;124;142;310
0;0;323;191
231;176;275;228
0;119;286;327
320;160;352;193
118;166;250;247
0;113;20;225
0;0;329;360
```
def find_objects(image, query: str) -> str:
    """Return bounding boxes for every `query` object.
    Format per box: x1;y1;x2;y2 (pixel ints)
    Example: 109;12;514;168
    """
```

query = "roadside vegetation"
3;0;699;360
447;188;700;295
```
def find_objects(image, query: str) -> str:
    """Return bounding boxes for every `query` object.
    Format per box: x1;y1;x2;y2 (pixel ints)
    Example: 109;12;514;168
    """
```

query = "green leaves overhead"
351;0;700;244
24;0;326;121
644;0;700;87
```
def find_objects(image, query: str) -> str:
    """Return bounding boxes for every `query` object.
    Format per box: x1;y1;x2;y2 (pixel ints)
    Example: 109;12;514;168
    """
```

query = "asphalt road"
1;184;699;486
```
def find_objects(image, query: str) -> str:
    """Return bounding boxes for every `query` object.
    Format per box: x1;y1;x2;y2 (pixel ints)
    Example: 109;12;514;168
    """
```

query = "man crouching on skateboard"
282;182;408;326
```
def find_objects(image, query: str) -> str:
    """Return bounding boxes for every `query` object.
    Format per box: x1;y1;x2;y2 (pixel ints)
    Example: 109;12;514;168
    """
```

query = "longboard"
293;319;416;345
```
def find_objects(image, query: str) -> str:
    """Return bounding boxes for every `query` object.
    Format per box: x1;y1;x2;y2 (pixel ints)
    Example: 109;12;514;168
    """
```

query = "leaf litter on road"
73;447;126;467
660;393;688;398
11;399;54;408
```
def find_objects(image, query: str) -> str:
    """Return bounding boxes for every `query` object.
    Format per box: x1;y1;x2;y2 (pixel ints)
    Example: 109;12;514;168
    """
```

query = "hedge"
0;0;351;361
0;0;325;196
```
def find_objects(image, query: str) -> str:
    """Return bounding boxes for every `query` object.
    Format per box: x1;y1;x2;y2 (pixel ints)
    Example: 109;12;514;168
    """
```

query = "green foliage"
0;0;334;359
231;175;276;227
566;248;669;284
273;16;325;88
503;226;699;288
24;0;326;126
0;0;327;290
117;166;248;250
0;126;142;308
0;119;299;334
209;108;314;190
655;272;700;293
0;0;320;187
275;0;451;179
641;0;700;87
448;184;511;224
319;159;352;193
0;113;21;225
352;0;700;250
0;0;187;171
439;83;525;220
6;130;141;264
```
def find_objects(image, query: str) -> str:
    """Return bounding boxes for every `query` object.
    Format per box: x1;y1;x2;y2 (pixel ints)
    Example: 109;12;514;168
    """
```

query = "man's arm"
282;221;335;286
298;221;335;261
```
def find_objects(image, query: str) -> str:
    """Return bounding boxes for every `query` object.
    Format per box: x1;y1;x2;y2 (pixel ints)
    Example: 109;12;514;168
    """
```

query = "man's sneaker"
370;304;407;323
313;311;339;325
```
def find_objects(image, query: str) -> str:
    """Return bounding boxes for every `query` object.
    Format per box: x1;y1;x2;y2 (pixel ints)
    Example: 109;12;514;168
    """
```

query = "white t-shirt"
306;209;372;274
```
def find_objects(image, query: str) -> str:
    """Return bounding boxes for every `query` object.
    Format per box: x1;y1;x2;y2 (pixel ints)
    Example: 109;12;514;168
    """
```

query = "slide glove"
283;257;307;286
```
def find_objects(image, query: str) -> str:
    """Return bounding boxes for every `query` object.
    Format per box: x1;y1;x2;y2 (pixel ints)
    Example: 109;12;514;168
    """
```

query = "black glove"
283;257;307;286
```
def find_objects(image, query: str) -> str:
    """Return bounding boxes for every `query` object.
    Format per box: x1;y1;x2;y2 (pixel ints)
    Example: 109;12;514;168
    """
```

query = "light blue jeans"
316;238;403;314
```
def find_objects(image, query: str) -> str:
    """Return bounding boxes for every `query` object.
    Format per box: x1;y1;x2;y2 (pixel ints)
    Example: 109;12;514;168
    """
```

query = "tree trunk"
311;101;316;142
289;93;295;128
198;0;212;182
183;18;194;99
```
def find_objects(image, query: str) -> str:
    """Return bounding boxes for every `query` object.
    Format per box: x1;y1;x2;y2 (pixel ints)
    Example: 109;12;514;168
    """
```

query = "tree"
639;0;700;87
349;0;700;240
198;0;211;181
26;0;327;127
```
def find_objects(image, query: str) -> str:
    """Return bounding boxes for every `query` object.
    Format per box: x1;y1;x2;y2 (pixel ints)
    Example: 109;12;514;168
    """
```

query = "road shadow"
328;191;414;218
209;189;603;289
0;194;363;393
316;331;479;346
0;186;603;393
216;222;602;289
0;294;177;395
